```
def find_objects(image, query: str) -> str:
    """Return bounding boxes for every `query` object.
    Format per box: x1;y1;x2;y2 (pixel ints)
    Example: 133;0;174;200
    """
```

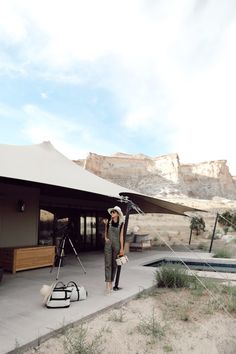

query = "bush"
64;325;104;354
137;308;165;340
223;226;229;235
218;211;236;230
155;265;190;288
108;310;125;322
190;216;205;235
197;242;208;251
213;249;232;258
218;211;232;226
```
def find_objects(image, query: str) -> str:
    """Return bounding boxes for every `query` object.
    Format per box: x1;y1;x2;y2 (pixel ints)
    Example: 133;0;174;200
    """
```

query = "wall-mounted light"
17;200;26;212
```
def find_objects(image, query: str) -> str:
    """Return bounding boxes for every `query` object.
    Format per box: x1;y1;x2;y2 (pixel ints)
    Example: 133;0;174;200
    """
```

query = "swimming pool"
144;258;236;273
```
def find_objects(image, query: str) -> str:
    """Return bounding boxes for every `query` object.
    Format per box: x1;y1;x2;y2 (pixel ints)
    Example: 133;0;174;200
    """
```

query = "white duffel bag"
40;281;72;309
67;281;88;301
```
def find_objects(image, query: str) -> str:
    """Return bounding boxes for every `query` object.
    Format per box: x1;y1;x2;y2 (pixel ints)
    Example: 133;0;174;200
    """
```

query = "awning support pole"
188;228;193;245
209;212;219;253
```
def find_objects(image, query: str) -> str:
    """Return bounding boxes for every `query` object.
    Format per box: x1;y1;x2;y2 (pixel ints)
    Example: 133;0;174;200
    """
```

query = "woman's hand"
119;249;124;256
102;218;109;225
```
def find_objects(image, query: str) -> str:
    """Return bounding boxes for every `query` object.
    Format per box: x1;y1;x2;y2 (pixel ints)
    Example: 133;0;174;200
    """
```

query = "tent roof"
0;142;200;215
0;141;131;198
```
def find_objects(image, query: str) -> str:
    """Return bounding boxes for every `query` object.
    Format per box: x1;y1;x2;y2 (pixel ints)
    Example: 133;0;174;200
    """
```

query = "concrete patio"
0;248;236;354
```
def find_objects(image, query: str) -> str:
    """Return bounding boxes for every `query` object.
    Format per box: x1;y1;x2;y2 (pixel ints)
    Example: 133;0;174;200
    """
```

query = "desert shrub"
223;226;229;235
190;216;205;235
197;242;208;251
135;287;157;299
179;307;190;321
218;211;236;230
218;211;232;226
225;289;236;313
190;282;205;296
226;298;236;313
207;229;223;239
163;344;173;352
137;308;165;340
213;249;232;258
229;213;236;228
221;285;236;313
155;265;190;288
63;325;104;354
108;310;125;322
190;278;218;295
215;230;223;239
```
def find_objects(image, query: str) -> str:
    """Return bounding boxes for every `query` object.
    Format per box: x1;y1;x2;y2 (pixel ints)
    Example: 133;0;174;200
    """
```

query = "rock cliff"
74;153;236;200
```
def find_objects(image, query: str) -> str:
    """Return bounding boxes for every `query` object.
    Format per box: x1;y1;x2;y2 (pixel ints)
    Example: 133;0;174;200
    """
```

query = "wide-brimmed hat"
107;206;124;221
40;283;55;304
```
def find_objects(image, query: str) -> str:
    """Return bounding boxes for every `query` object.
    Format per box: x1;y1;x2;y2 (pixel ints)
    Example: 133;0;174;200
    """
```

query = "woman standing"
103;206;125;294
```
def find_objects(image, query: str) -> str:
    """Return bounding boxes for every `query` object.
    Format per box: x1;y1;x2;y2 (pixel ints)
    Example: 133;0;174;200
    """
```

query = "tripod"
51;226;86;280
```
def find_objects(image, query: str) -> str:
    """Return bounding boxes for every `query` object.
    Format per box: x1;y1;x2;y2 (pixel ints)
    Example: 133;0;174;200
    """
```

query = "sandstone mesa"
74;153;236;201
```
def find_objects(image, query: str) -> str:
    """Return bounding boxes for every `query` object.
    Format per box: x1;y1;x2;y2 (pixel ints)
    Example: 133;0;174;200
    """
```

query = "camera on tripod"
51;221;86;280
54;223;72;266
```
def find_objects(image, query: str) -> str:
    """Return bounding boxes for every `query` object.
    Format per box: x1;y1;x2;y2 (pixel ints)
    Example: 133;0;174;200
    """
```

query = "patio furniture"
0;245;56;273
129;234;152;252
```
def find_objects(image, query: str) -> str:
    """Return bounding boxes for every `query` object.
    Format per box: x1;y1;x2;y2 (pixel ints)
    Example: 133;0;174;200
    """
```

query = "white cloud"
166;16;236;172
21;104;89;157
0;1;191;70
0;103;20;118
21;104;122;159
40;92;48;99
0;1;27;43
0;0;236;172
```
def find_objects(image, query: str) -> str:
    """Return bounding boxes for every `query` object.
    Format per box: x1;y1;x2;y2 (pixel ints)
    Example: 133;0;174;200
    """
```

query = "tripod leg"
50;237;62;273
56;238;66;280
50;254;55;274
68;237;86;274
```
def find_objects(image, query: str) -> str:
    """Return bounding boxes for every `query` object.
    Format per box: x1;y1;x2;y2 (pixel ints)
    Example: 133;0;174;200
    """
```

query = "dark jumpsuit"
104;221;123;282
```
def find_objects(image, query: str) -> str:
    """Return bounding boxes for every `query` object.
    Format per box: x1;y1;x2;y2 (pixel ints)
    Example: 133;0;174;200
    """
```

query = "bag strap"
54;281;66;289
67;281;79;289
67;281;80;300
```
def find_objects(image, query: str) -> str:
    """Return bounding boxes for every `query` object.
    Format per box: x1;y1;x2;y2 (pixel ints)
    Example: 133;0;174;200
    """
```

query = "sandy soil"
24;286;236;354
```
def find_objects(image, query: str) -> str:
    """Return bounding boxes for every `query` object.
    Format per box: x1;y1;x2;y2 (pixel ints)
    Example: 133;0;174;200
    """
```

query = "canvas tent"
0;142;197;250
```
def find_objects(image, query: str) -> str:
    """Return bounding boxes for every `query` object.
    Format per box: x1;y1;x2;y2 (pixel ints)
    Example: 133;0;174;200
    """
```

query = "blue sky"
1;0;236;173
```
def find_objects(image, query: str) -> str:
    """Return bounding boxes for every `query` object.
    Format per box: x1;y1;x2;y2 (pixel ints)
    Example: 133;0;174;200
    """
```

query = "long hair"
109;214;124;228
